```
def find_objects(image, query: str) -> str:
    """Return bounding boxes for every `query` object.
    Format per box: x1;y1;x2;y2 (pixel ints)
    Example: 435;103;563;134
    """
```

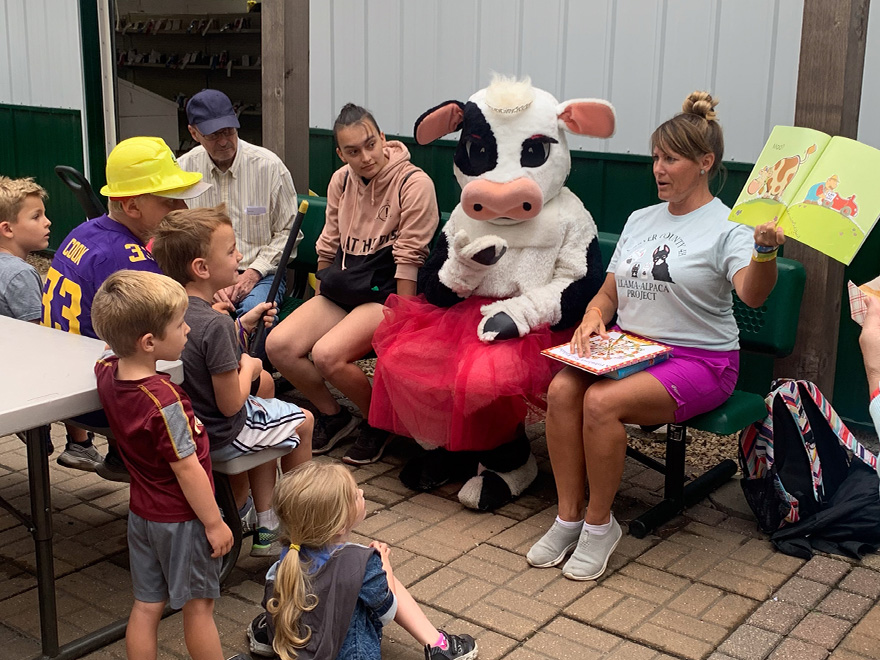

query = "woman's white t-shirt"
607;198;753;351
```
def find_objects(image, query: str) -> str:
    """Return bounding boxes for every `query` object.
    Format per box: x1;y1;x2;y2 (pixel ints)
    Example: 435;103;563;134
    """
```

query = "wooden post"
775;0;870;394
262;0;310;194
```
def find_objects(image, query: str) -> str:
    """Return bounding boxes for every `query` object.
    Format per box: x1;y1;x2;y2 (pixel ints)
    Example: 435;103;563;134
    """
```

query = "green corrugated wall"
0;103;87;251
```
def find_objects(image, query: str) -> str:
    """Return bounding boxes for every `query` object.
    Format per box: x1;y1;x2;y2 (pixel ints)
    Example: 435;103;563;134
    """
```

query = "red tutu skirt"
369;294;572;452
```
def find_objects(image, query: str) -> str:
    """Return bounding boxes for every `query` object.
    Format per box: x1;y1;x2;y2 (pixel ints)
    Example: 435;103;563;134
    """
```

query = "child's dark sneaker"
312;407;358;454
342;421;391;465
95;447;130;483
250;525;281;557
247;611;275;657
424;630;478;660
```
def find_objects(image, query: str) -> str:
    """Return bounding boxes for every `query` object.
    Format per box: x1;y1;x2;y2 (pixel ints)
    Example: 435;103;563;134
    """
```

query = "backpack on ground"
739;379;878;535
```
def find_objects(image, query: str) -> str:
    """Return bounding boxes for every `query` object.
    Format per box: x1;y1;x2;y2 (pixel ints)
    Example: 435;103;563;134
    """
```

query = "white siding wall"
8;1;880;163
310;0;809;163
0;0;84;110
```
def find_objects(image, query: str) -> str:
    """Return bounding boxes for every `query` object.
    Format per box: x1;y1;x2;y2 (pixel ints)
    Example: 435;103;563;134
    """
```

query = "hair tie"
289;543;300;552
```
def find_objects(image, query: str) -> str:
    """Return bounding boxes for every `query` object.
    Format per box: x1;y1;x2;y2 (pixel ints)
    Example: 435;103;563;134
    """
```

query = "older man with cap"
178;89;300;316
44;136;210;480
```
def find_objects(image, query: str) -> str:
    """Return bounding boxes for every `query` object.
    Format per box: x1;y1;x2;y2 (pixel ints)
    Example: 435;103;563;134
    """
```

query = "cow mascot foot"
368;74;612;510
458;428;538;511
399;446;480;492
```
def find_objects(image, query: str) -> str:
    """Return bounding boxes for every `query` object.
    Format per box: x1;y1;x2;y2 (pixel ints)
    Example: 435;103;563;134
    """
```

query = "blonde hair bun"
682;91;718;122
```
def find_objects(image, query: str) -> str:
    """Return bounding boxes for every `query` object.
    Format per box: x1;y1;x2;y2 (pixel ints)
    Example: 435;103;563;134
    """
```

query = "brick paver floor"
1;419;878;659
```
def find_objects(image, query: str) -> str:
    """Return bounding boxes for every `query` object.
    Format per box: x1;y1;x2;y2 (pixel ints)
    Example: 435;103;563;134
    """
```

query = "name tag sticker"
246;206;267;215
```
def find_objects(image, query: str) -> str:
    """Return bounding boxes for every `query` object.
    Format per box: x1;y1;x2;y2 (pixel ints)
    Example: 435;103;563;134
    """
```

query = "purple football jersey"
42;214;162;338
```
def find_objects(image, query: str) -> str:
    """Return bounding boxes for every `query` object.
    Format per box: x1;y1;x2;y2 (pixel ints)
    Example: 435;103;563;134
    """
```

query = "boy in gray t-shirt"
0;177;51;322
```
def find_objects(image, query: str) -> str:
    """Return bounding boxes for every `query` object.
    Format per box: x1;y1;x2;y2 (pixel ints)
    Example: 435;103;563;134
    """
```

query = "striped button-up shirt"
178;139;300;276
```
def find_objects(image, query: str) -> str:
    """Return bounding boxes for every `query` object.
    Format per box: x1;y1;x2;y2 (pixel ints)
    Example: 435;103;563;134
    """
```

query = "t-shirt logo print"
376;204;391;222
651;244;674;283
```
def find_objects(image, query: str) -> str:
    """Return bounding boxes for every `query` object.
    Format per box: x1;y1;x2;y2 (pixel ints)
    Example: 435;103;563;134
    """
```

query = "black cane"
249;199;309;354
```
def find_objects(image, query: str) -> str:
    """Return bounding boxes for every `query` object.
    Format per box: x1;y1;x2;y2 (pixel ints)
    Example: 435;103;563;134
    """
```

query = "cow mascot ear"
414;100;466;145
557;99;616;138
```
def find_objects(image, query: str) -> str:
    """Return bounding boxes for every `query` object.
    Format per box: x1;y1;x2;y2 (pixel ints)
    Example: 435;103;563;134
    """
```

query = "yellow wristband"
751;249;778;263
586;306;604;322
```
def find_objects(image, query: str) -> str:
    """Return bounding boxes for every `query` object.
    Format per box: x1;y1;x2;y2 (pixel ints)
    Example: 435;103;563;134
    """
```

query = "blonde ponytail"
268;548;316;660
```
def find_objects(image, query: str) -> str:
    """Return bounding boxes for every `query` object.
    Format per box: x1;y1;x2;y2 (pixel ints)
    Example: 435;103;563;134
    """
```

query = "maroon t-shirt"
95;354;214;523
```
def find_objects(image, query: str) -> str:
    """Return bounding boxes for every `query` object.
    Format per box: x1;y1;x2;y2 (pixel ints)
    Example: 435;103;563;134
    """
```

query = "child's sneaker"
57;436;103;472
95;447;131;483
424;630;478;660
247;611;275;657
250;525;281;557
342;421;391;465
312;407;358;454
239;496;257;535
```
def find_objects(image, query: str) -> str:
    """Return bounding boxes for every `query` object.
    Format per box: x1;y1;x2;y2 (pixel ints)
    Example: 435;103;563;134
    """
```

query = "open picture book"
729;125;880;265
541;331;672;380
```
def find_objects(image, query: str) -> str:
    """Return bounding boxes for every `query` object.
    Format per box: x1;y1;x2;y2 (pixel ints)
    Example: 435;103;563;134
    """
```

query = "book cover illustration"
729;125;880;265
541;331;672;377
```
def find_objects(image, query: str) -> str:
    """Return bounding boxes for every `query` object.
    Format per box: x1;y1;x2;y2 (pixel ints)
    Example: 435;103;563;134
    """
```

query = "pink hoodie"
316;141;439;282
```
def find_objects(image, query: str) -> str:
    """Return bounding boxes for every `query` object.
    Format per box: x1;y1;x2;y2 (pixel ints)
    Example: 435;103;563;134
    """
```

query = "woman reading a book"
527;91;783;581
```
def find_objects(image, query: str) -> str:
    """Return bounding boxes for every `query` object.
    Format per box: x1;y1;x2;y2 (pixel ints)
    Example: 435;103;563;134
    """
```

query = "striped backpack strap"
800;381;878;471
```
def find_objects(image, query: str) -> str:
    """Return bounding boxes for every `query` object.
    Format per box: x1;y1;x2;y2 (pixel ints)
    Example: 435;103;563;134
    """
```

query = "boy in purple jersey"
43;136;211;480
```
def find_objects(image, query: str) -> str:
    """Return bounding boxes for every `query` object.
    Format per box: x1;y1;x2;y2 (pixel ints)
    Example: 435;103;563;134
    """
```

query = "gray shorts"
127;512;221;610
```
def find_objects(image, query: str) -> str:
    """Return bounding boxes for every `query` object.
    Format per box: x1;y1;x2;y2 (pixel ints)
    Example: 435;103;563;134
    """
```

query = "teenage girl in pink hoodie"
267;104;439;466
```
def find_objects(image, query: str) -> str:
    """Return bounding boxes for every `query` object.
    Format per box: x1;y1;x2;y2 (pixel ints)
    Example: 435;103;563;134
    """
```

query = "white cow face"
414;77;614;225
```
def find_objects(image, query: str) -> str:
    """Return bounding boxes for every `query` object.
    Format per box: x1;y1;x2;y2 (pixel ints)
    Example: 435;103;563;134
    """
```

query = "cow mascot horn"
369;75;614;511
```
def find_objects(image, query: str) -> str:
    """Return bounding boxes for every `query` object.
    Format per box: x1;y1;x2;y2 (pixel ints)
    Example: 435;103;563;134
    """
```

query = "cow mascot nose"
368;75;615;511
461;178;544;220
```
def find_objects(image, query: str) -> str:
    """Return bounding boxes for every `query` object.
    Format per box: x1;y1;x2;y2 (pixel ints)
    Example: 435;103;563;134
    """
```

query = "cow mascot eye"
520;135;557;168
461;135;496;175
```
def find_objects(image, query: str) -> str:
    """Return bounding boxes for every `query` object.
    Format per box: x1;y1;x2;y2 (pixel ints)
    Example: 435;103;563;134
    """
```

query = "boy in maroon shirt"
91;269;245;660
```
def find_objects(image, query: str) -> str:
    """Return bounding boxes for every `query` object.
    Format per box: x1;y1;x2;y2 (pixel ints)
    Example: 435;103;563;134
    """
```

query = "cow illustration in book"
369;75;613;510
747;144;818;201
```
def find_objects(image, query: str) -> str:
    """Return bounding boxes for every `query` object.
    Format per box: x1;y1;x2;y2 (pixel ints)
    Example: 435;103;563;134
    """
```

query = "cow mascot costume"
370;76;614;511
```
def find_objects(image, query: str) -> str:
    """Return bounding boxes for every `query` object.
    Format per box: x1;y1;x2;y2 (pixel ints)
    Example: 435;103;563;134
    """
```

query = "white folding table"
0;316;181;659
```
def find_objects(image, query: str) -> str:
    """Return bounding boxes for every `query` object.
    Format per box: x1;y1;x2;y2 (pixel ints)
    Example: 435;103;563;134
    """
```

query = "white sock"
257;509;279;530
555;516;582;529
583;519;613;536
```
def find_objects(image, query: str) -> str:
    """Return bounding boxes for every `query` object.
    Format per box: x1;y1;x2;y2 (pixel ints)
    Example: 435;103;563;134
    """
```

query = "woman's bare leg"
311;303;385;416
545;367;596;522
265;296;347;414
579;372;677;524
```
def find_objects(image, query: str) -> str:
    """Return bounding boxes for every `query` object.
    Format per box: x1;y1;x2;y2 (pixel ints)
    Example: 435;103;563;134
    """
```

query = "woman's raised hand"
570;307;608;358
754;219;786;248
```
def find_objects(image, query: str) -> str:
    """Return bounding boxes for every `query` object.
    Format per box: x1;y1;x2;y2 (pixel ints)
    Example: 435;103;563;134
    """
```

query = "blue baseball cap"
186;89;241;135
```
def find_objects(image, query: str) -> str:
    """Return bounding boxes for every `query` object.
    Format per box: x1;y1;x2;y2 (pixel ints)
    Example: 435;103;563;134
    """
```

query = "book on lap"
541;331;672;380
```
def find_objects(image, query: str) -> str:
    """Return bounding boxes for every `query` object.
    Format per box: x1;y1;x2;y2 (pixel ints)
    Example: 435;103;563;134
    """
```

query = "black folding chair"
55;165;106;219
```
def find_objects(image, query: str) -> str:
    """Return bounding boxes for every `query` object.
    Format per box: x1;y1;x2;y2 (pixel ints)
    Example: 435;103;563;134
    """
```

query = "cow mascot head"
369;76;614;510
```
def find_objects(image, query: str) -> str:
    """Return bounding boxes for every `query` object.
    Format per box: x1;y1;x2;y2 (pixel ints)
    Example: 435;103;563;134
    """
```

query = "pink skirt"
369;294;572;452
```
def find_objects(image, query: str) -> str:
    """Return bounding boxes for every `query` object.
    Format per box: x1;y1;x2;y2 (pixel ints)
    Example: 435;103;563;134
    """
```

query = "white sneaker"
562;516;622;581
526;520;582;568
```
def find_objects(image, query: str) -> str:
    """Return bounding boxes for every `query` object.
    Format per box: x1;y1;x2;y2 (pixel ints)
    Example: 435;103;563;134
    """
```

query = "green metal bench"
596;232;806;537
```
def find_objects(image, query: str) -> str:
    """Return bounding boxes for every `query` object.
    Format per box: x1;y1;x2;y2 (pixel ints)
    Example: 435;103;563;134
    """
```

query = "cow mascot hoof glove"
369;75;613;511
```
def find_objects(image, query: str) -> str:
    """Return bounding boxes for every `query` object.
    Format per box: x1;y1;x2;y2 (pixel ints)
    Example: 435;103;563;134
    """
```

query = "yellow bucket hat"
100;137;211;199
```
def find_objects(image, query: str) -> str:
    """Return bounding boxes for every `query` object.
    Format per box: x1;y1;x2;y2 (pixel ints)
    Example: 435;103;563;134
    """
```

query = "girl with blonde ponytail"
246;462;478;660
